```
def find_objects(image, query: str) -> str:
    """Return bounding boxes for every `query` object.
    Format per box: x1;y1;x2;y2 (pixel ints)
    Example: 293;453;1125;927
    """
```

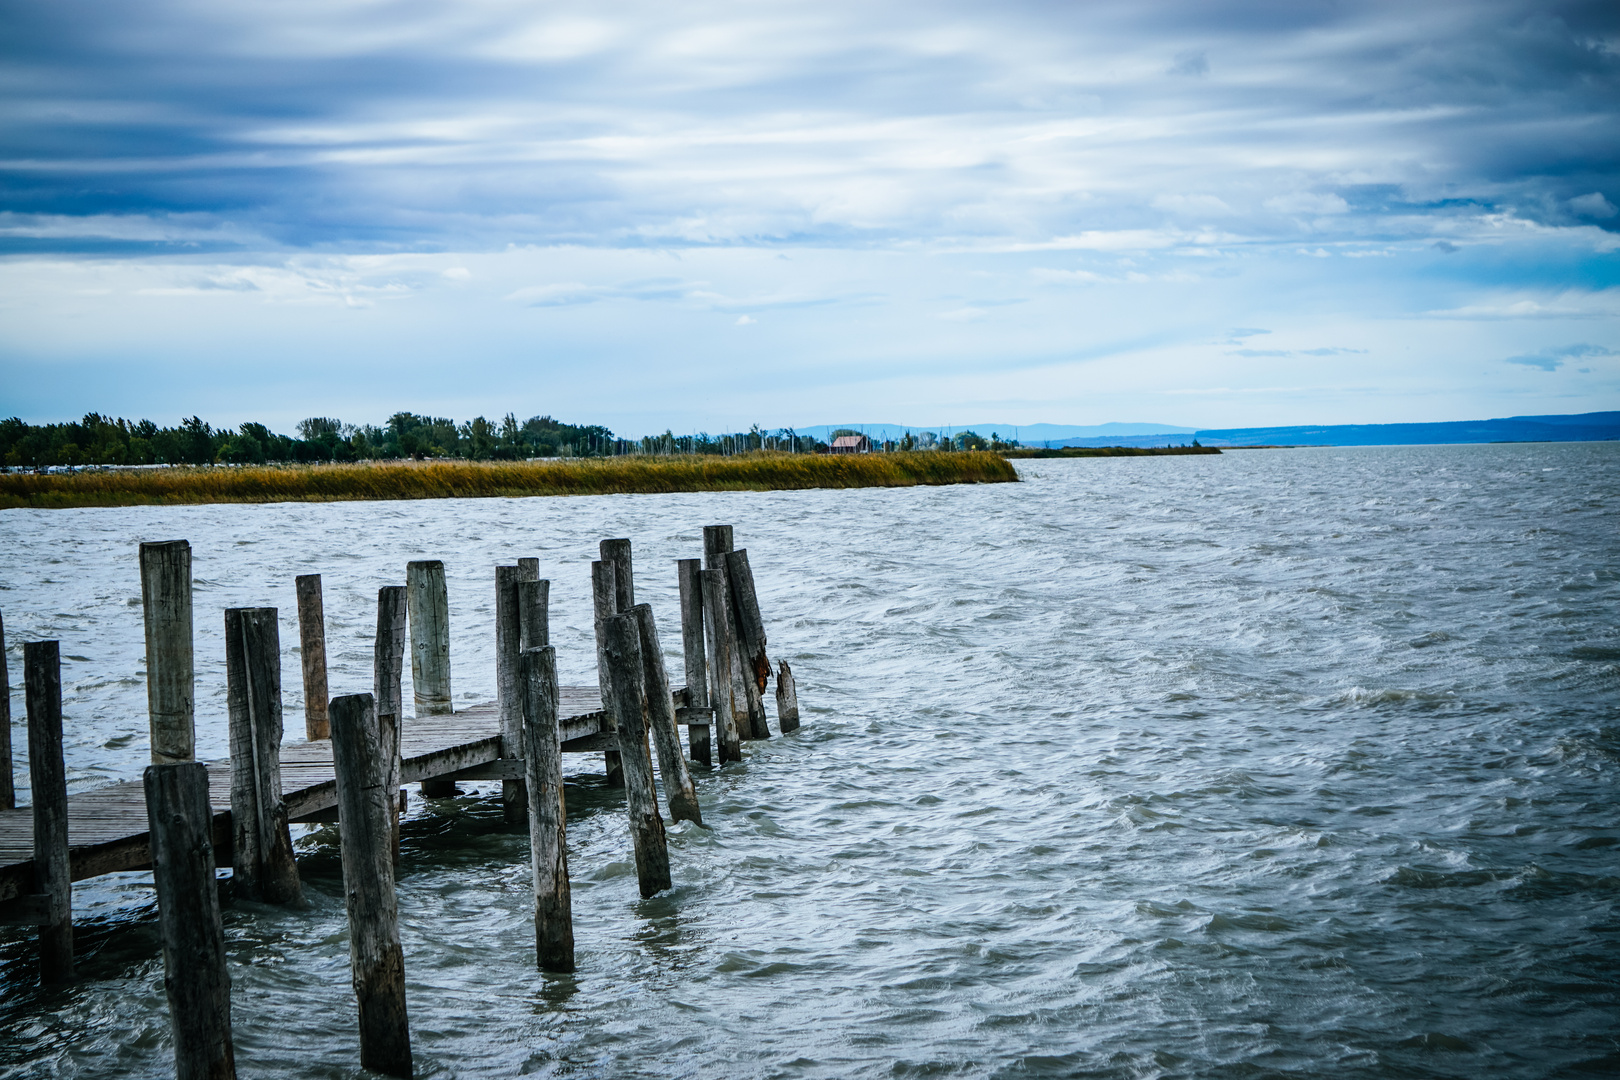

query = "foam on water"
1;442;1617;1077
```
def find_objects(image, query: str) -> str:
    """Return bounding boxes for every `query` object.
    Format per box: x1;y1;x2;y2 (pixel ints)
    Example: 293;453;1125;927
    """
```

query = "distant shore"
0;451;1017;509
1002;445;1221;458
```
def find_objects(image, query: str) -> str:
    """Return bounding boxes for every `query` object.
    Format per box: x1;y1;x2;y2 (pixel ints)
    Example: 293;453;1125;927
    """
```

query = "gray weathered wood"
698;569;743;763
702;525;733;571
599;538;634;612
294;575;330;741
496;564;535;822
725;549;772;739
406;561;455;797
632;605;702;825
590;560;625;787
521;646;573;972
0;611;12;811
25;640;72;983
144;761;236;1080
328;693;412;1079
601;614;671;898
774;661;801;734
676;560;711;766
374;586;408;854
140;539;195;764
519;579;549;651
224;607;302;905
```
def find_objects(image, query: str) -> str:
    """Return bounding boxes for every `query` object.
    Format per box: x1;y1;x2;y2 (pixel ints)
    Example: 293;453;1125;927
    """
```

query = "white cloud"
1570;192;1617;220
734;314;755;325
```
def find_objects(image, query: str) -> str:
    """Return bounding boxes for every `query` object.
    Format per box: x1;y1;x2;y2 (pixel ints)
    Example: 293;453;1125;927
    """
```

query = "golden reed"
0;451;1018;509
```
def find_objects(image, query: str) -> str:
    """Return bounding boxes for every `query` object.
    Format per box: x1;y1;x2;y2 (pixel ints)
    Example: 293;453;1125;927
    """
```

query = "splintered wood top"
0;687;610;897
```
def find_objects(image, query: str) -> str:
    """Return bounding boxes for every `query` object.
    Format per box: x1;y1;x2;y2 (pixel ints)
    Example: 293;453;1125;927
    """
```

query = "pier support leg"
725;550;773;740
329;693;413;1079
700;569;744;763
521;646;573;972
374;587;408;859
25;640;72;984
224;608;302;905
406;560;456;798
140;539;194;765
602;614;672;898
702;525;733;572
675;560;711;767
144;761;236;1080
495;564;533;823
632;605;702;825
0;611;12;811
294;575;330;741
590;561;624;787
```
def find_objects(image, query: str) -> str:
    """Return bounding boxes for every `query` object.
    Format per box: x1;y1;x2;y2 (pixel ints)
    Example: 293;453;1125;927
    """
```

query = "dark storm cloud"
1;0;1617;252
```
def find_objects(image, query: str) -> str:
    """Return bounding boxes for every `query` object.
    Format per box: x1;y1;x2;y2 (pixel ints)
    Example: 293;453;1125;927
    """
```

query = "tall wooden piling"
675;560;712;767
702;525;733;571
406;561;455;797
140;539;194;764
329;693;413;1079
698;569;743;763
601;614;672;898
725;550;772;740
294;574;330;741
24;640;72;983
775;660;801;734
632;605;702;825
374;586;408;853
518;579;549;651
495;564;534;822
590;560;625;787
224;607;302;905
0;611;12;811
144;761;236;1080
521;646;573;972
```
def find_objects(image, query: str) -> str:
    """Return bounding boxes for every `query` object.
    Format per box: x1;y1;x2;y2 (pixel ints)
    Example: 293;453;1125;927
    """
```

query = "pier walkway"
0;688;626;907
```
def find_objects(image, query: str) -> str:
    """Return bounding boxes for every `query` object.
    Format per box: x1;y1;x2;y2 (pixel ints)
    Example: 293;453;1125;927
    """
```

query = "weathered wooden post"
25;640;72;983
140;539;194;764
601;614;672;898
144;761;236;1080
328;693;412;1079
698;568;743;763
724;550;772;740
374;586;408;856
495;564;534;823
675;560;712;766
518;579;549;651
406;560;455;798
224;607;302;905
590;560;625;787
521;645;572;972
600;539;634;612
294;574;330;741
702;525;733;571
631;604;702;825
0;611;12;811
775;661;801;734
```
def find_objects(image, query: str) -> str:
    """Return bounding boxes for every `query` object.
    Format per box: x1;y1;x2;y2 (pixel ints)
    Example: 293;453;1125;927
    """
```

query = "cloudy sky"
2;0;1617;435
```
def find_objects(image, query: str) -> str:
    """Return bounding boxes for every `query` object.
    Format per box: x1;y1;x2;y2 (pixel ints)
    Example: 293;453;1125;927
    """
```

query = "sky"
1;0;1617;437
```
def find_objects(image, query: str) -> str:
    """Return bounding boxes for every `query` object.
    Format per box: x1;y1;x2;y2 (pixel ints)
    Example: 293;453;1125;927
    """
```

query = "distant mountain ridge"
795;412;1619;448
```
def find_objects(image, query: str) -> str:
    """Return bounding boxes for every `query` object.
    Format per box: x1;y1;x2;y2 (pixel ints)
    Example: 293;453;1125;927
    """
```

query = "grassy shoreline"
0;451;1017;510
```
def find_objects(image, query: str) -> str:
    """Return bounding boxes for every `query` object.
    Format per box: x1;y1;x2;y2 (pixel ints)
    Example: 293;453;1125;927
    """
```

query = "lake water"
1;443;1617;1078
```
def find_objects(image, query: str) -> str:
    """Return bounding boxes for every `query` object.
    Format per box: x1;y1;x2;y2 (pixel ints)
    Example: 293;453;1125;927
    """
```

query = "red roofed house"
830;434;871;454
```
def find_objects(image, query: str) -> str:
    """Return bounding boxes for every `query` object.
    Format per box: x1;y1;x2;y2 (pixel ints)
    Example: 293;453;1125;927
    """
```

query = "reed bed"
0;451;1017;510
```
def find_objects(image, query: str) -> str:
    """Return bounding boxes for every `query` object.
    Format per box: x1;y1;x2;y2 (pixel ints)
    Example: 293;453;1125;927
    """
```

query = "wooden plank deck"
0;687;621;906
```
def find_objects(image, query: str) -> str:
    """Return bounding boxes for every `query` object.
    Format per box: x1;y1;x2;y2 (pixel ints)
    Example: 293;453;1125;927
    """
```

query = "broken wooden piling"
0;611;11;811
224;607;302;905
329;692;413;1079
25;640;72;983
144;761;236;1080
699;568;744;763
590;560;625;787
294;574;330;741
521;645;573;972
601;613;671;898
140;539;194;765
374;586;408;856
495;564;534;822
725;550;772;740
775;660;801;734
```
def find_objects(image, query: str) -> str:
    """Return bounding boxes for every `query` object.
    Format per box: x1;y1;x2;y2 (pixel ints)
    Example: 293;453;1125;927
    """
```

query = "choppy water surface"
1;443;1617;1078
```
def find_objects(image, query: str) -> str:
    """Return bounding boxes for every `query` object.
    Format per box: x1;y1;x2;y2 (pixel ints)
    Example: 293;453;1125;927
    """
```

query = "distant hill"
796;422;1196;443
1192;412;1620;448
